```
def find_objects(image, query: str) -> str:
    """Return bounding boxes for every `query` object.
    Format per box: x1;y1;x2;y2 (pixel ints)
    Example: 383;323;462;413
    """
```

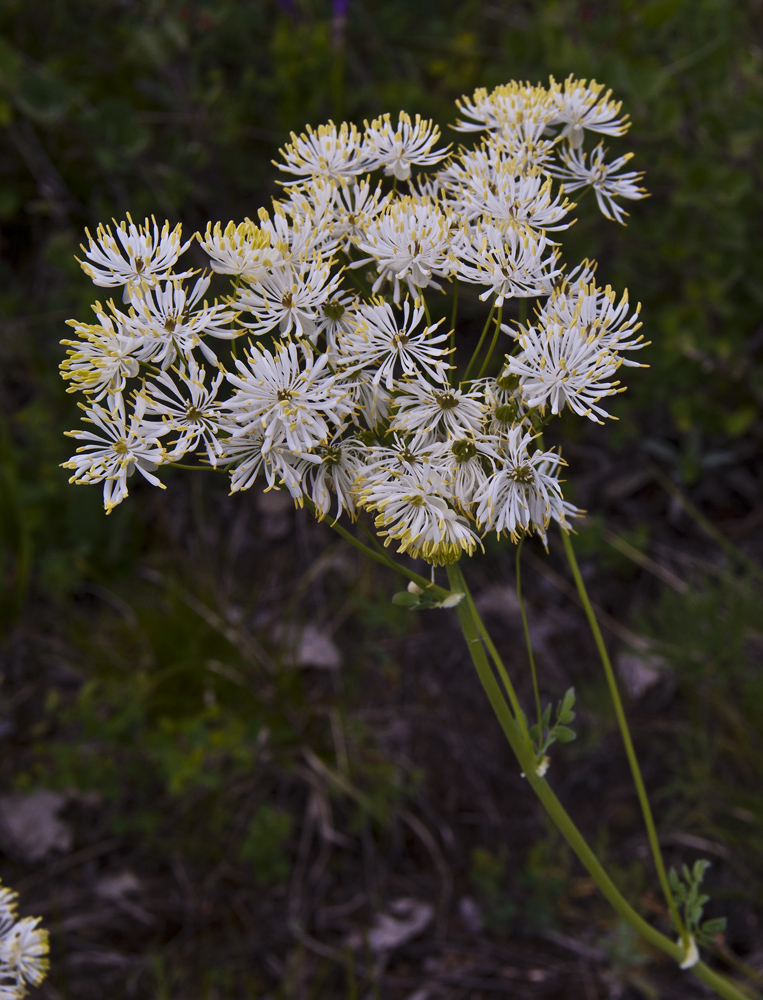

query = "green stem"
458;564;533;751
463;300;495;382
516;539;542;734
449;278;459;386
519;296;528;328
446;562;753;1000
560;529;687;944
476;304;503;378
319;510;449;600
422;296;432;327
167;462;215;471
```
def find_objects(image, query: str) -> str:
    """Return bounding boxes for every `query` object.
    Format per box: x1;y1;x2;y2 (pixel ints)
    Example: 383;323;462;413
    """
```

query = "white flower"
496;117;559;174
141;360;227;465
454;81;556;135
260;202;338;260
478;374;530;436
474;428;570;541
351;381;393;429
356;434;442;491
60;308;141;400
63;393;168;512
0;918;49;990
313;291;361;353
0;891;16;940
502;279;646;421
78;216;192;301
221;427;311;498
225;341;356;455
430;433;500;507
457;167;572;231
391;381;484;443
549;143;647;224
363;111;450;181
124;274;238;369
276;121;371;183
358;469;481;565
304;433;368;520
540;279;645;359
330;177;391;251
336;299;450;390
503;320;624;422
454;223;561;304
550;75;629;149
235;256;342;340
198;219;286;280
353;197;458;304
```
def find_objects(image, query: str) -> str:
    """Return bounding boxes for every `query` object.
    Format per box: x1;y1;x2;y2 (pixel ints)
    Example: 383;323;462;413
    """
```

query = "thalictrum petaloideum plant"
58;77;748;999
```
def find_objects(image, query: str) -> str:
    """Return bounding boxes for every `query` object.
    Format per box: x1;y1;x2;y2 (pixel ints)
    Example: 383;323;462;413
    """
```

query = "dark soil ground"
2;430;763;1000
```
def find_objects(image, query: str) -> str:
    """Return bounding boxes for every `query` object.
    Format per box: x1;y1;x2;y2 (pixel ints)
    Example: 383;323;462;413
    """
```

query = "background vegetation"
0;1;762;997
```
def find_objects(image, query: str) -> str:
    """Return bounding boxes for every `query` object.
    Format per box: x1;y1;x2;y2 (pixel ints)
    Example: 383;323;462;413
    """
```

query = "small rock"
458;895;485;934
474;586;521;618
95;870;142;901
347;898;434;953
0;790;73;863
617;652;664;699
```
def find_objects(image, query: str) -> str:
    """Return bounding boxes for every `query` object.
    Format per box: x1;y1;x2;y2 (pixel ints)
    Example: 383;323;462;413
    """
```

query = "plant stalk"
446;561;754;1000
559;528;687;944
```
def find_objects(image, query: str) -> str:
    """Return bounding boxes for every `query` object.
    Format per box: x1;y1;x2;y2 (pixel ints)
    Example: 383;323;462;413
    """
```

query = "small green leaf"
559;687;576;716
392;591;420;607
693;859;710;881
700;917;726;936
554;725;576;743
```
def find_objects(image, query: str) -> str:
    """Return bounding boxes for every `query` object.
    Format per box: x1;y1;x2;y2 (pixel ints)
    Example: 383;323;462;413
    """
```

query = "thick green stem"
458;565;533;751
463;300;495;381
446;562;754;1000
476;305;503;378
560;529;687;944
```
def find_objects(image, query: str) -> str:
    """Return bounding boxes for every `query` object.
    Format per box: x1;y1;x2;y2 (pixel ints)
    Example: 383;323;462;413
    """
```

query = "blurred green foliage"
640;570;763;883
1;1;763;993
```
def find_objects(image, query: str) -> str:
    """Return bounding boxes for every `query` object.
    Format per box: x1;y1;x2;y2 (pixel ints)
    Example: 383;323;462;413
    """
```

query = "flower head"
336;299;450;390
77;216;192;302
225;341;356;455
276;121;370;183
359;470;481;565
353;197;459;304
551;75;629;149
63;393;168;512
549;143;647;224
363;111;450;181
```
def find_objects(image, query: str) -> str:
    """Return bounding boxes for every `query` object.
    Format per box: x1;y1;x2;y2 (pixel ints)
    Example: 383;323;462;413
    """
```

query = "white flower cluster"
62;77;647;565
0;881;49;999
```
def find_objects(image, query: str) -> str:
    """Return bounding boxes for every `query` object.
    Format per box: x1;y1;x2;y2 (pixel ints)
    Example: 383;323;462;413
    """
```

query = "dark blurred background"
1;2;763;998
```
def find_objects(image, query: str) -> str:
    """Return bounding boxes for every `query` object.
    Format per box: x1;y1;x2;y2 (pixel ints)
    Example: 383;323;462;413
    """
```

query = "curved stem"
422;296;433;327
446;561;753;1000
559;529;687;944
476;304;503;378
317;508;449;600
463;300;495;382
458;565;533;751
516;539;542;734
